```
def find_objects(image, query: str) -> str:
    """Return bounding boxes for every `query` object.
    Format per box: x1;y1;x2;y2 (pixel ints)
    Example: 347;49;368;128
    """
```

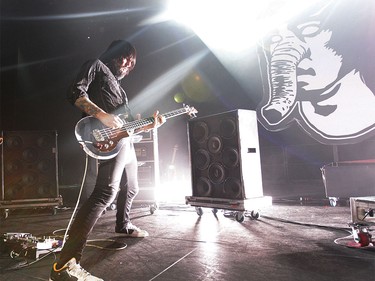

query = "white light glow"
156;178;191;203
130;49;209;114
166;0;323;52
166;0;259;53
164;0;323;96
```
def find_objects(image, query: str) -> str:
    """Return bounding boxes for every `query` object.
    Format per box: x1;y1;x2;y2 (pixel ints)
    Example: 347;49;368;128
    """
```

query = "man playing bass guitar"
49;40;165;281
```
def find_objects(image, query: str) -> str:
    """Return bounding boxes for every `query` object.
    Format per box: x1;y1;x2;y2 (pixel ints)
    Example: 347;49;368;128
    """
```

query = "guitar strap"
118;86;134;122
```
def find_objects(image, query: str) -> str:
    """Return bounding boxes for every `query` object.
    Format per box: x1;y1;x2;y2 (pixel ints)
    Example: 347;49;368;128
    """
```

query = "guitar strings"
99;117;155;138
95;108;189;139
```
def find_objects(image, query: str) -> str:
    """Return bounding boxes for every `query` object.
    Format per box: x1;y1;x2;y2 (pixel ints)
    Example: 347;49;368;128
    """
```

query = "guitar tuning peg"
190;112;197;119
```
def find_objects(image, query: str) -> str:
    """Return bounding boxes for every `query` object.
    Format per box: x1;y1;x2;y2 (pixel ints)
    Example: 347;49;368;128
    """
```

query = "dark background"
1;0;374;198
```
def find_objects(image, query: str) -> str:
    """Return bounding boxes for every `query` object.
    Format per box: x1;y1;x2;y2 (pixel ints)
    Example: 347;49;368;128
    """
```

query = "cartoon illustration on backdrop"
256;0;375;145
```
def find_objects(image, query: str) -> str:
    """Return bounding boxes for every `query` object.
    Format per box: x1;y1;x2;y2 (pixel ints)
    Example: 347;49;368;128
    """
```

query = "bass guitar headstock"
183;104;198;118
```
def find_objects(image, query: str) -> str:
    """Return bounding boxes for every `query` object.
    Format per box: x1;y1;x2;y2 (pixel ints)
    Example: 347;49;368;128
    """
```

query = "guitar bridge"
93;129;105;142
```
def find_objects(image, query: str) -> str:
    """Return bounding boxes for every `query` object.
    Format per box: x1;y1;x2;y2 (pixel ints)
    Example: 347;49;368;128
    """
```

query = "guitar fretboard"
122;107;188;131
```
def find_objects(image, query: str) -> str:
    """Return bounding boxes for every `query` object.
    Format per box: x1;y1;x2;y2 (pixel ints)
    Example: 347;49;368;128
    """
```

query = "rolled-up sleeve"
66;59;126;114
67;59;98;105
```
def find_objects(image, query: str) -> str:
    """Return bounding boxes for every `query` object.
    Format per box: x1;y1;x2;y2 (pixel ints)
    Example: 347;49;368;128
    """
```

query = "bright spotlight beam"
166;0;323;52
2;8;146;21
145;34;197;57
131;49;209;114
164;0;323;96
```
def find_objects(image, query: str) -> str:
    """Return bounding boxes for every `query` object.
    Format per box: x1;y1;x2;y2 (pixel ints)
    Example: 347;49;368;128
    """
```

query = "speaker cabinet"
1;131;59;201
135;142;154;162
138;162;155;187
188;109;263;200
133;130;159;204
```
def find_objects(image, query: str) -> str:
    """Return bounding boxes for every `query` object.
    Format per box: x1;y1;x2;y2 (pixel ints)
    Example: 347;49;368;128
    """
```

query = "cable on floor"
2;154;127;272
260;214;353;233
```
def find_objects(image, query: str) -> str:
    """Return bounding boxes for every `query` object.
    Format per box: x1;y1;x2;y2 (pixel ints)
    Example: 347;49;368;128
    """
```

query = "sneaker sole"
116;233;148;238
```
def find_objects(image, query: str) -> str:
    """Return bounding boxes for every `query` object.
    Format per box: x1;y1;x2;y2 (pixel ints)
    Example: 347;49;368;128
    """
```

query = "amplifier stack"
0;131;62;218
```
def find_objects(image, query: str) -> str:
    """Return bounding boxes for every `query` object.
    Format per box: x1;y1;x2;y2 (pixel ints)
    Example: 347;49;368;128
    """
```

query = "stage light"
173;92;185;103
165;0;323;95
166;0;261;53
166;0;322;52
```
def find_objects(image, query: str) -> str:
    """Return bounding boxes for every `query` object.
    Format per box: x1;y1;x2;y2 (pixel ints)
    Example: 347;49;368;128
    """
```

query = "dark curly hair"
100;40;136;63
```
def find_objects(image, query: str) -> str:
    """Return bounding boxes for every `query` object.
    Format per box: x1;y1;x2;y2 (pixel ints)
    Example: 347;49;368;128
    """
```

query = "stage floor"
0;199;374;281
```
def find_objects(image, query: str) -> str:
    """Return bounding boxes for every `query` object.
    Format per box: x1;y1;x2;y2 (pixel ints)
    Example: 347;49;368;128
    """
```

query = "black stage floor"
1;198;374;281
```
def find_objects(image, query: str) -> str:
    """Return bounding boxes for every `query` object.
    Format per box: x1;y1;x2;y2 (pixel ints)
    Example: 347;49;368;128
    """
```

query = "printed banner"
256;0;375;144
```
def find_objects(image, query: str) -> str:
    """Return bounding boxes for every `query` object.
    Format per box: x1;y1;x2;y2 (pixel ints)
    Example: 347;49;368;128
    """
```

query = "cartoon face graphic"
257;0;375;144
295;28;342;91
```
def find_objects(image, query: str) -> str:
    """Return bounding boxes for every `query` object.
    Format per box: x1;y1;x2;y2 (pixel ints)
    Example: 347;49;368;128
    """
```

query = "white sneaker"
49;257;103;281
115;222;149;237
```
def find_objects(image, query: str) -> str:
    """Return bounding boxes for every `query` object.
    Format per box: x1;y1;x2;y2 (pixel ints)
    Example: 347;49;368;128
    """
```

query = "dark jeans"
58;140;139;266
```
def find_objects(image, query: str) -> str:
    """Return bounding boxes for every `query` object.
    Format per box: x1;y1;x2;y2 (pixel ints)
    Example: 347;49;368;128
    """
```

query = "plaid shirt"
67;59;133;120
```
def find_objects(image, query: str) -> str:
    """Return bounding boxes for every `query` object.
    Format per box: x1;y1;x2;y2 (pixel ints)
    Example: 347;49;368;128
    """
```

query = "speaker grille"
207;135;223;154
194;149;211;170
192;121;209;143
189;110;263;200
2;131;58;201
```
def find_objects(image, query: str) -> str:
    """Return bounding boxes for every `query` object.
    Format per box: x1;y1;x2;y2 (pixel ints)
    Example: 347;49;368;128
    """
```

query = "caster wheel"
195;207;203;216
235;212;245;223
109;203;117;211
3;209;9;219
329;197;338;207
150;204;158;214
250;210;260;219
52;207;57;216
212;208;218;215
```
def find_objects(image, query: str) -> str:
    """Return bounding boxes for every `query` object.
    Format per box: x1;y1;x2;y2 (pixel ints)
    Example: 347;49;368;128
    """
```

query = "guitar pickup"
93;129;105;142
